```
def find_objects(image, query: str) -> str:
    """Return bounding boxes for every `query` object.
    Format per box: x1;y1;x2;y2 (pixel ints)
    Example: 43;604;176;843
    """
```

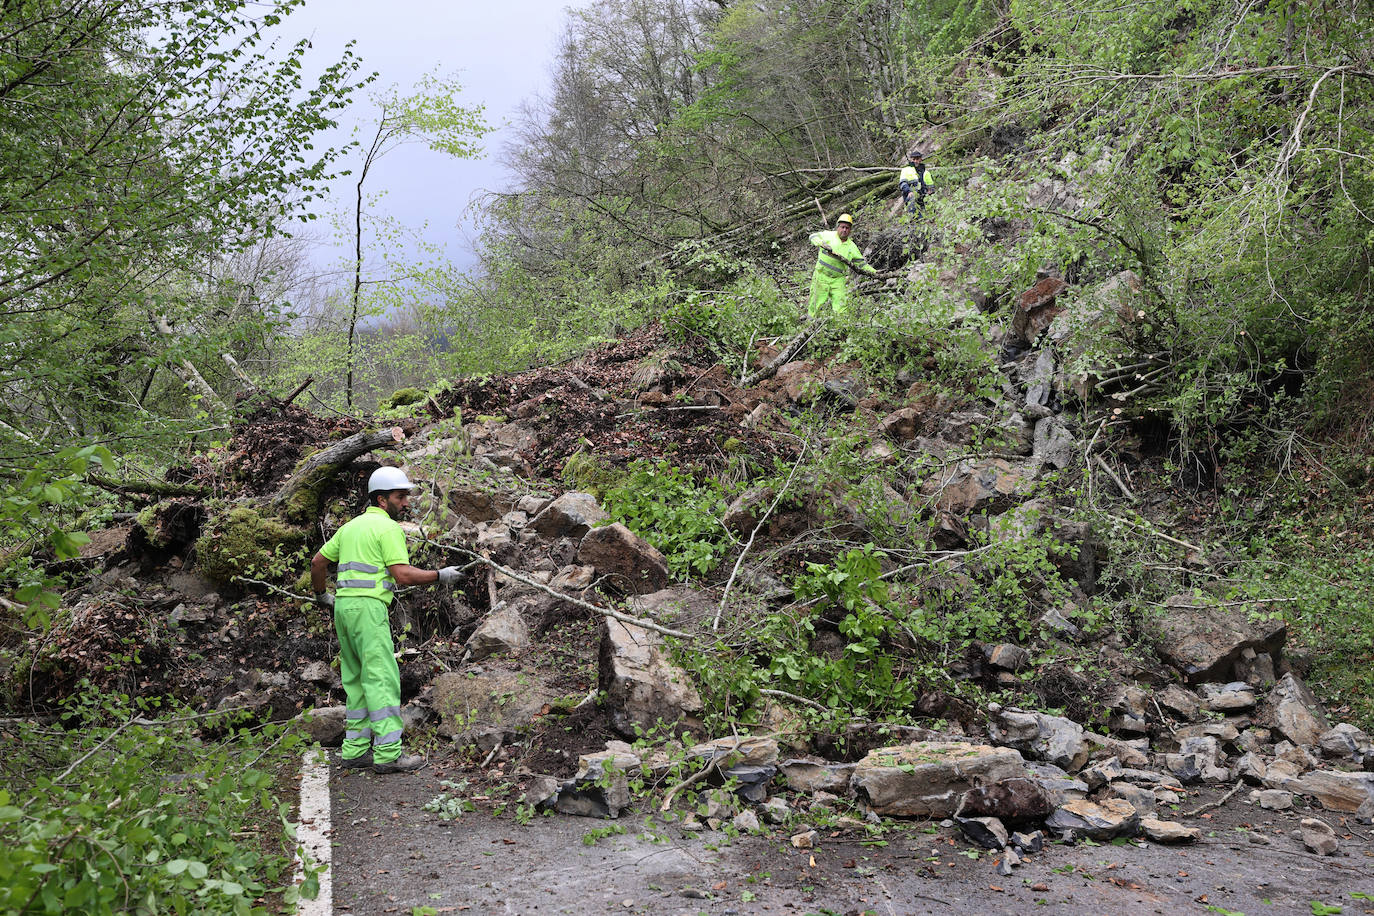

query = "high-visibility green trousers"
808;266;850;318
334;596;405;764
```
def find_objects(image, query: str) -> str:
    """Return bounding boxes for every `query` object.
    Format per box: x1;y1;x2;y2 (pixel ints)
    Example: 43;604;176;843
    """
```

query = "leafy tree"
0;0;367;457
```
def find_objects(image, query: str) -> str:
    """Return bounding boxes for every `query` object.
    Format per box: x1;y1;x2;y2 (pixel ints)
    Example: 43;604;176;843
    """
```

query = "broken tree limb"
151;314;226;414
281;376;313;408
221;353;258;393
1093;454;1137;501
431;543;692;640
269;422;417;523
742;319;822;388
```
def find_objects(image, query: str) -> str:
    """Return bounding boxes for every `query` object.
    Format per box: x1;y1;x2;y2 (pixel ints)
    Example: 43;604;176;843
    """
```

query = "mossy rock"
561;451;626;501
195;505;307;586
379;387;427;410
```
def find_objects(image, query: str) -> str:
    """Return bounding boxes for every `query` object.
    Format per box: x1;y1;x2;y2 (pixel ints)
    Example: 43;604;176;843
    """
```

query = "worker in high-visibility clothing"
899;150;933;213
808;213;877;319
310;467;461;774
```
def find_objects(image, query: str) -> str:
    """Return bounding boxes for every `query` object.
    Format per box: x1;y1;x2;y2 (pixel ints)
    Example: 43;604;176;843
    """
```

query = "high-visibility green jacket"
810;230;875;278
899;164;933;186
319;507;408;605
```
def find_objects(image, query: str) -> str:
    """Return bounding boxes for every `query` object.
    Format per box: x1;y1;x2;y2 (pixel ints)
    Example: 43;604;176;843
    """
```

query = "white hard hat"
367;466;414;494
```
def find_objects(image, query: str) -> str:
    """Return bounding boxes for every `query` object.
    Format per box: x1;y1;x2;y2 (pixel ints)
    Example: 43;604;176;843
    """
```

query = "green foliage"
194;507;307;586
600;460;735;577
0;446;111;627
560;452;628;502
0;0;366;459
379;387;428;411
0;689;311;915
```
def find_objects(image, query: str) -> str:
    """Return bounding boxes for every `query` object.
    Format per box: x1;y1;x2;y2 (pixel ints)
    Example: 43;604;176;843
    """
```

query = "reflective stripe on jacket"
319;506;409;605
809;230;873;278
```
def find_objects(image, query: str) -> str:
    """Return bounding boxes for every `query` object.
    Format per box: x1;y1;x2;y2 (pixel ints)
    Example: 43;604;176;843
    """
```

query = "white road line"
294;748;333;916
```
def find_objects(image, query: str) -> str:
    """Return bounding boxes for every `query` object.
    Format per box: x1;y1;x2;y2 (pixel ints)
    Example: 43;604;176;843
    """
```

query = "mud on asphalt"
325;763;1374;916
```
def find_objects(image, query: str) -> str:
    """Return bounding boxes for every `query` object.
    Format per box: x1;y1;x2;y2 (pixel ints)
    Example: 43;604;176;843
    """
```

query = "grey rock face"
957;816;1009;849
779;757;856;794
958;778;1055;823
555;749;640;818
1300;818;1339;855
1045;799;1139;841
529;492;608;538
1140;816;1200;844
295;705;345;746
851;743;1027;817
988;706;1089;772
598;617;703;738
1319;724;1372;763
1263;673;1329;747
464;602;531;662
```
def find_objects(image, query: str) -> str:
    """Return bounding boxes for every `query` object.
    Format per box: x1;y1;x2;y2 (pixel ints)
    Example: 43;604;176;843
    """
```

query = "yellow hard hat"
836;213;853;225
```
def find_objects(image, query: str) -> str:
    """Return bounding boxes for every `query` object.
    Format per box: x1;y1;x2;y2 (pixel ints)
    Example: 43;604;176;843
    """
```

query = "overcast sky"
282;0;584;280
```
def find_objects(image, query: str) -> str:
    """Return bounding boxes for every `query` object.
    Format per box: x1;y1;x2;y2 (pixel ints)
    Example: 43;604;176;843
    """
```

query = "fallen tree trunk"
87;475;209;499
270;421;418;523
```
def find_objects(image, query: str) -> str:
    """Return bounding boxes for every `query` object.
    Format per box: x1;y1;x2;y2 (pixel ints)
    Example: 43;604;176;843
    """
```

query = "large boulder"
920;458;1030;515
529;492;608;538
1008;277;1070;349
295;706;346;746
578;523;670;594
464;602;531;662
1153;595;1286;683
598;617;703;738
850;742;1027;817
988;706;1090;772
1044;798;1139;841
1260;673;1329;747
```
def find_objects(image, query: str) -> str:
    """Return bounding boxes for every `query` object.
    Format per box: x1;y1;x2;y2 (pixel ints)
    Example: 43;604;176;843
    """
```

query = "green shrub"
599;460;734;577
0;689;316;915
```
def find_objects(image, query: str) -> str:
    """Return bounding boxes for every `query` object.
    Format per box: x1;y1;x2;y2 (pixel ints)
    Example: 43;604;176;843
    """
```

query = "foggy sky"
283;0;583;281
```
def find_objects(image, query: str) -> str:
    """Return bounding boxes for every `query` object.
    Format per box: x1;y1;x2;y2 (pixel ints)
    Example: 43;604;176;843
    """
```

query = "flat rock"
464;601;531;661
958;777;1055;823
956;816;1008;849
1045;798;1139;841
432;669;558;741
1319;724;1372;762
1287;770;1374;813
1140;817;1200;844
779;757;857;794
598;616;703;738
984;643;1030;672
1300;818;1338;856
1157;684;1201;721
1154;596;1286;684
688;735;779;767
295;705;345;746
555;749;640;818
1258;789;1293;810
1200;681;1257;711
851;742;1027;817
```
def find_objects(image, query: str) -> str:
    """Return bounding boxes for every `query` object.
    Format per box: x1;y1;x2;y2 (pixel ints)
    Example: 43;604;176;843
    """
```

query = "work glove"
314;591;335;610
437;566;461;586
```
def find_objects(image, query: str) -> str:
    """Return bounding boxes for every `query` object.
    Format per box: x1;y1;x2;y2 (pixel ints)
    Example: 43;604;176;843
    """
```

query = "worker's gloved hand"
437;566;461;586
314;591;335;610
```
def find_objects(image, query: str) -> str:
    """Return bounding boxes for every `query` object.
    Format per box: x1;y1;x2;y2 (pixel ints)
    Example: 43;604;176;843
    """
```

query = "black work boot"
339;752;373;770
